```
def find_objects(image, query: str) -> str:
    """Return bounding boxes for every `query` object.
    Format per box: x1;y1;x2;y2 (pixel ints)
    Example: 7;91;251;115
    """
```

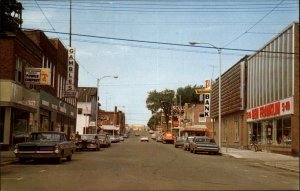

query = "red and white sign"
246;97;293;122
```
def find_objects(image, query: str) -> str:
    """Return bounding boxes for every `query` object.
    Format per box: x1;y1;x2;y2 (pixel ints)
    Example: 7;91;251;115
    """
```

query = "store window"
234;116;239;142
252;122;262;142
265;120;273;144
276;117;291;145
15;56;22;83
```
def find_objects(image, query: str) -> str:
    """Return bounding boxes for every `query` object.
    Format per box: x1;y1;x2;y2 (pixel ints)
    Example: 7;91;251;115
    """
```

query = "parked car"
76;134;101;151
156;133;163;142
183;136;194;151
97;134;111;148
109;135;120;143
123;133;129;138
140;136;149;142
149;130;154;134
14;131;76;164
189;136;219;155
119;135;124;141
174;136;184;148
162;132;176;144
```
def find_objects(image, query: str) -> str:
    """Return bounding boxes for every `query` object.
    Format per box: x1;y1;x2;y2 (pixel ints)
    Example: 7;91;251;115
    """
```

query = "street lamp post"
96;75;118;134
189;42;222;151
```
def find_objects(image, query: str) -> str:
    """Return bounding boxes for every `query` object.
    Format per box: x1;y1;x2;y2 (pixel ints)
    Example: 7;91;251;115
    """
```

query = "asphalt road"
1;133;299;191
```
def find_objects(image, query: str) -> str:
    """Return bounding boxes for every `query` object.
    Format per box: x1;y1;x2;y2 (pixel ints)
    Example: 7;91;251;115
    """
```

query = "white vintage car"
140;136;149;142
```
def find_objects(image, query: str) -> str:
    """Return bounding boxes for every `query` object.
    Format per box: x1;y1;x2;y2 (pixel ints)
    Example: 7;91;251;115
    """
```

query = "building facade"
0;29;78;150
211;56;248;148
246;22;299;155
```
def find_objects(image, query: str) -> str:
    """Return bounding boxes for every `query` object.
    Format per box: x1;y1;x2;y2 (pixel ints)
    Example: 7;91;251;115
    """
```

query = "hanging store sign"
204;93;210;117
246;97;293;122
25;68;51;85
64;47;76;97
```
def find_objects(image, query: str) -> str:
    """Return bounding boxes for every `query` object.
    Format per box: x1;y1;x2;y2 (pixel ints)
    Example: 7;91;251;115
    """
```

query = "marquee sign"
246;97;293;122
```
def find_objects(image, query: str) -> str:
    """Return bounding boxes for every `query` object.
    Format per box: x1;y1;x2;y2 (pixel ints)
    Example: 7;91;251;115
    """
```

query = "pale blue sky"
21;0;299;125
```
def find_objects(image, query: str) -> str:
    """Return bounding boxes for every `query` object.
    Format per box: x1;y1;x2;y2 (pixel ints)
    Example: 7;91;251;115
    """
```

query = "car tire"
193;149;197;154
190;148;193;153
19;158;26;164
56;157;62;164
66;154;72;161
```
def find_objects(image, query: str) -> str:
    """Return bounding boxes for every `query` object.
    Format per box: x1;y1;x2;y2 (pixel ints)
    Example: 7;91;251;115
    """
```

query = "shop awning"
182;125;208;132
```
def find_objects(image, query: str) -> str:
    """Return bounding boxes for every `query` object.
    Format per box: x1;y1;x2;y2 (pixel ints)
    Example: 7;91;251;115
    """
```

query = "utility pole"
69;0;72;47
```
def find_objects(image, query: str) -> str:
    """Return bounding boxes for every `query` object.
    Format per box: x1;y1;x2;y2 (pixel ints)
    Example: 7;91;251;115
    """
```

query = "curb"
264;162;300;173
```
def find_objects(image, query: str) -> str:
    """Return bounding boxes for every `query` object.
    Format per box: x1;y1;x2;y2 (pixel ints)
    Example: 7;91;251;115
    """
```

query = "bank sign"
246;97;293;122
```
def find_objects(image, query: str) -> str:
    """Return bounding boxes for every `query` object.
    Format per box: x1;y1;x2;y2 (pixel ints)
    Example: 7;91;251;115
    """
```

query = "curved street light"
189;42;222;152
96;75;118;134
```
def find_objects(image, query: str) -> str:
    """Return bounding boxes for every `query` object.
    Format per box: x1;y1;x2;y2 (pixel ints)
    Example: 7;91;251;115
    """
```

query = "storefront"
246;97;293;153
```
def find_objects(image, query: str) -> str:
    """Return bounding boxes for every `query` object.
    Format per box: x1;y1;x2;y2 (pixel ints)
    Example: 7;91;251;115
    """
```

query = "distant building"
76;87;97;134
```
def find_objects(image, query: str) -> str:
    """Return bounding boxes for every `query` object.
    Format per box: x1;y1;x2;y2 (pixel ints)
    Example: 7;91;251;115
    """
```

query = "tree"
175;85;203;106
0;0;23;33
146;89;175;131
147;112;161;130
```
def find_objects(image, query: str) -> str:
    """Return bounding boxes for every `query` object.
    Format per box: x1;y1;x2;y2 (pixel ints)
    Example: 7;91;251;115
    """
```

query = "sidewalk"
221;147;299;173
0;150;18;166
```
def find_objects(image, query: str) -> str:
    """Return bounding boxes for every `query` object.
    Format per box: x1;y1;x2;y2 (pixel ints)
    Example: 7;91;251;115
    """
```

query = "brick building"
211;56;248;148
0;29;78;149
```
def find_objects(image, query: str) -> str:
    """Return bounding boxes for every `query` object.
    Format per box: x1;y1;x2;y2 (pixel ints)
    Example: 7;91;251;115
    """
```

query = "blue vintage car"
189;136;219;155
14;131;76;164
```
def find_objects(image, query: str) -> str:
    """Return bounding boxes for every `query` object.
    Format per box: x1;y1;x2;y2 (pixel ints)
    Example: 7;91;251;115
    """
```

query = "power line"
222;0;286;48
22;28;295;55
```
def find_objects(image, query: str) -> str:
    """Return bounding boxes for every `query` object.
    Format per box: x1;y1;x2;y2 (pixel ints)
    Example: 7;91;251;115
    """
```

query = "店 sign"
64;47;76;97
25;68;50;85
246;97;293;122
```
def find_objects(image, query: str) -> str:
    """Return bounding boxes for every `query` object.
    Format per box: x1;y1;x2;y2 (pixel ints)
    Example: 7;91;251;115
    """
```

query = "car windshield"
29;133;60;141
188;137;194;141
81;135;96;140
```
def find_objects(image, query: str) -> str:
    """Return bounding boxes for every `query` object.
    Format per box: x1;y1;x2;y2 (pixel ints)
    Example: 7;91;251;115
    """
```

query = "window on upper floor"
78;108;83;114
15;56;22;83
198;113;206;122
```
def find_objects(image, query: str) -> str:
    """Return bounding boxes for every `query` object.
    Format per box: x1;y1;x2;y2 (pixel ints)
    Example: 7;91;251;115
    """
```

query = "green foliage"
146;89;175;131
147;112;161;130
175;85;203;106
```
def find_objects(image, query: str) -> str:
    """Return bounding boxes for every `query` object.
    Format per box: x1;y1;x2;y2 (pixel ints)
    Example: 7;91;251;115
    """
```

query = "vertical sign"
205;80;211;89
64;47;76;97
67;47;75;91
204;93;210;117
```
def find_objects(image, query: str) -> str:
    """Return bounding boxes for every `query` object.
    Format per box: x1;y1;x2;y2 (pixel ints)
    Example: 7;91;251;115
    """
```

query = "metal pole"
69;0;72;47
218;49;222;151
85;92;87;134
96;79;99;134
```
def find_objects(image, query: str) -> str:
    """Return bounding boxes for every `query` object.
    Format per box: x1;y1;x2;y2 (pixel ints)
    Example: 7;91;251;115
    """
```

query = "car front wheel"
66;154;72;161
